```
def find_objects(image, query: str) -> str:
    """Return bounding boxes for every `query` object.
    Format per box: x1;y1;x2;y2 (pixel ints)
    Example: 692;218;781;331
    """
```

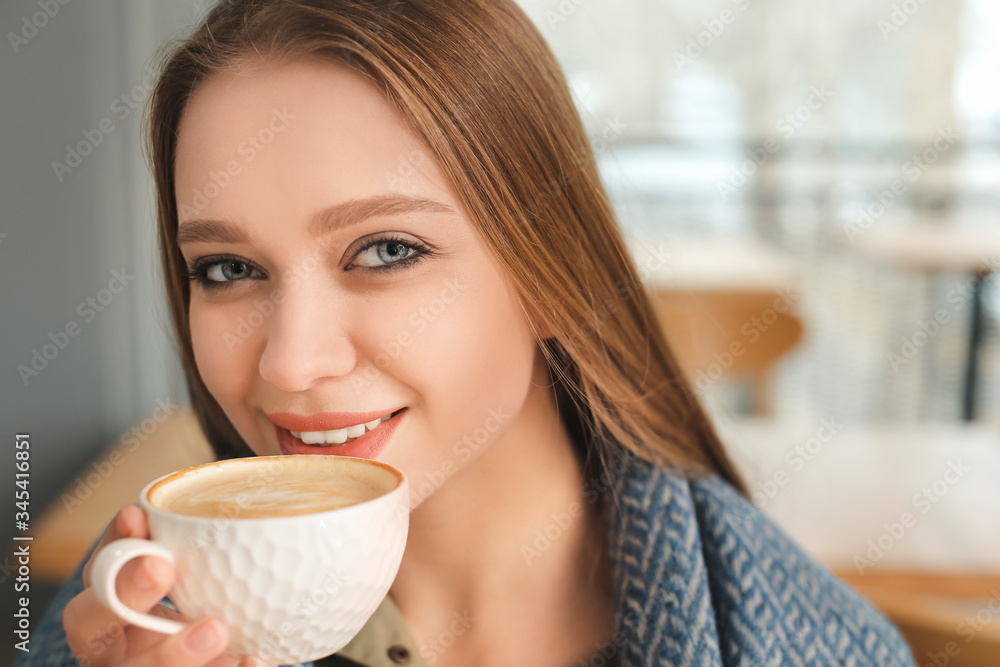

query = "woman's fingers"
120;617;230;667
63;555;175;664
83;504;149;588
70;553;175;645
114;554;176;618
69;504;261;666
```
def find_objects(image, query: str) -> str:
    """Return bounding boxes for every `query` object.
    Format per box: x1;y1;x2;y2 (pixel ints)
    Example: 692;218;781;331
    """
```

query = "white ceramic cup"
90;455;409;664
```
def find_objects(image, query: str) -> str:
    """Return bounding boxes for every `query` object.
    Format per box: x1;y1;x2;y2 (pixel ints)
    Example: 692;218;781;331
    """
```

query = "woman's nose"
256;289;358;392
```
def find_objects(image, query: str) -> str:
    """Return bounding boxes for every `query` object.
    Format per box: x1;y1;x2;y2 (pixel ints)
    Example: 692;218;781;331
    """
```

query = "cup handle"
91;538;187;635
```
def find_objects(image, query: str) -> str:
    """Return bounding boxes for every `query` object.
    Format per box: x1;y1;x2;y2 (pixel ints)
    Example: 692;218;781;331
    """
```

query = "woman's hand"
62;504;266;666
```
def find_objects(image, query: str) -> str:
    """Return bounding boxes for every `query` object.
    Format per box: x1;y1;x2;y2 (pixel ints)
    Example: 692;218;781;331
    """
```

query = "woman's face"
174;59;545;506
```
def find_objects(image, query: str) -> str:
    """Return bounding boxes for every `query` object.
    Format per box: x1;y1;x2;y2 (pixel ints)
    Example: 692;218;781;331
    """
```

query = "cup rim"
138;454;408;524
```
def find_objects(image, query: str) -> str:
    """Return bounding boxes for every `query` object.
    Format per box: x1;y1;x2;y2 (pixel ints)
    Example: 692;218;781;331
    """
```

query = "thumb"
123;617;229;666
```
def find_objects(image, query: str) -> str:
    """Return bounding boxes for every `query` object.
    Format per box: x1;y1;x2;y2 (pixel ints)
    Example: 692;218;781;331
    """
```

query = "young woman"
24;1;916;666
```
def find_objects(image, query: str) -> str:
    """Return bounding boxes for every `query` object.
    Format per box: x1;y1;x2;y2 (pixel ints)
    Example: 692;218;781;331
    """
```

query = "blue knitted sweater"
17;447;916;666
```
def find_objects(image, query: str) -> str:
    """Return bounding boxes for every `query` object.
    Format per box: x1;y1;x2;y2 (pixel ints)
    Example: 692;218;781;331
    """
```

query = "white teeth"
289;411;395;446
300;431;327;445
324;428;349;444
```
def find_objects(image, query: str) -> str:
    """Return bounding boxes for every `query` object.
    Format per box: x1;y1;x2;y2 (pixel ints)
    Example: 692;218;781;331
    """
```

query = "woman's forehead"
176;60;404;172
174;59;460;230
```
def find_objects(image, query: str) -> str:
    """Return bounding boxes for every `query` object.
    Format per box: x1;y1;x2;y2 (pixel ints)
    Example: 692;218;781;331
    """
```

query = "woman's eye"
184;256;264;289
351;237;426;271
206;260;255;282
184;237;430;290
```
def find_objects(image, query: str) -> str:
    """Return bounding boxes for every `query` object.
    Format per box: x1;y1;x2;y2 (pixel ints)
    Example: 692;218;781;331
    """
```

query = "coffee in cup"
148;455;386;518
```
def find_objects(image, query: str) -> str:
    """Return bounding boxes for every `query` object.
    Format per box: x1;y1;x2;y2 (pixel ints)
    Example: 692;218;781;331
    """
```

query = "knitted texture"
604;448;916;667
17;448;916;667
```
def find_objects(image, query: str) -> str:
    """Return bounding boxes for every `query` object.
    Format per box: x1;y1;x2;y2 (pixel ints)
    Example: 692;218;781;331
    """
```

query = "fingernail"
186;619;223;653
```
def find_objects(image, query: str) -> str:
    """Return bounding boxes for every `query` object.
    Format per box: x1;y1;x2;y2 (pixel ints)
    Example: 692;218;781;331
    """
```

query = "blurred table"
27;407;215;581
719;417;1000;572
856;225;1000;420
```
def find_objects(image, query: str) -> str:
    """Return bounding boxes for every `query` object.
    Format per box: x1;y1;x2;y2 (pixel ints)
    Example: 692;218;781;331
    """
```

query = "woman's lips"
268;407;405;432
276;408;406;459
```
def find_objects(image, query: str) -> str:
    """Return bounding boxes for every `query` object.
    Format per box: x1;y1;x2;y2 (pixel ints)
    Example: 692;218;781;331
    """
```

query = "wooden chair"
650;289;804;414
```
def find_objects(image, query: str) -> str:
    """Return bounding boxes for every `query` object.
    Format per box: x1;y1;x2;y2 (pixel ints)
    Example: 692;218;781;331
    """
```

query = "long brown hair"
146;0;747;496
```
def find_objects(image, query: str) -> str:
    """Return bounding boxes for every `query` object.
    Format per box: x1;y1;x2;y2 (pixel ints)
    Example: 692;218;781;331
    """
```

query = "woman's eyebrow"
176;194;456;246
308;194;457;237
176;219;251;246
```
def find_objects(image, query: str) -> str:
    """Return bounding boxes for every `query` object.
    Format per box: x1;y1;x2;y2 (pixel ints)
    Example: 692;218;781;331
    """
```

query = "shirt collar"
335;593;429;667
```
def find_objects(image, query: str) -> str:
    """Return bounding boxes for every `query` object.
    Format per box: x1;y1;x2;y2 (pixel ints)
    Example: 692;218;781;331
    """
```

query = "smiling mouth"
286;408;405;447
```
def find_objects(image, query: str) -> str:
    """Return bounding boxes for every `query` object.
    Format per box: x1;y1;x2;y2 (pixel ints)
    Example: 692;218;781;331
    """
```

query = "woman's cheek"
189;302;251;404
411;270;532;433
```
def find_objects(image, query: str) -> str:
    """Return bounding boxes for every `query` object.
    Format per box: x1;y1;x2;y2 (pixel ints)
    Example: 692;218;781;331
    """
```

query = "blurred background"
2;0;999;664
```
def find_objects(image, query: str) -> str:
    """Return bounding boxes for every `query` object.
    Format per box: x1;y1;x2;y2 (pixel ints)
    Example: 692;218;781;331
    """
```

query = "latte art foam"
148;456;394;519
